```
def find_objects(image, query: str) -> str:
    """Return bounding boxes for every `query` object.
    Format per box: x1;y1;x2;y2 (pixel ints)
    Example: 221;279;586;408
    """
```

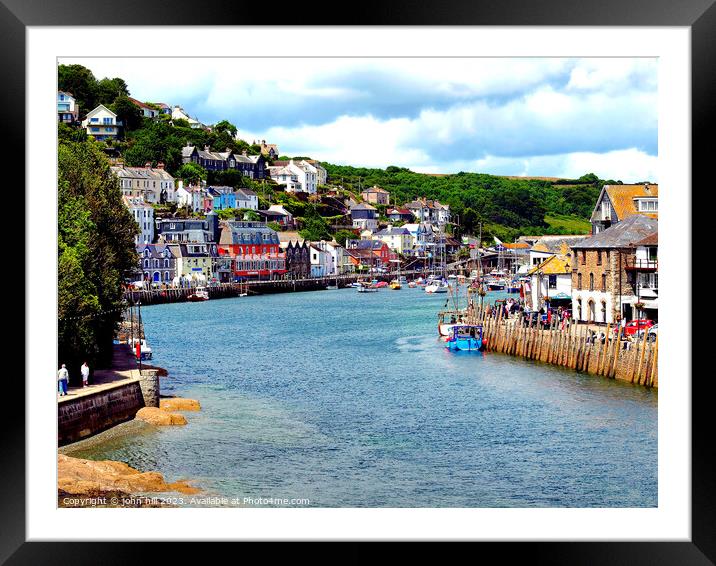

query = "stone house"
570;214;658;324
590;183;658;234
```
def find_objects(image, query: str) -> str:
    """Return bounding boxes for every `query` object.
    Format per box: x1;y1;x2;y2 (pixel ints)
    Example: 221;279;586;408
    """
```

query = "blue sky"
63;57;658;181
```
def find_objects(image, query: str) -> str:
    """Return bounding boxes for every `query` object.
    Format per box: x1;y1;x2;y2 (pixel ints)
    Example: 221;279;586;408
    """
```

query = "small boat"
130;338;153;360
389;279;401;290
445;324;485;352
187;287;209;301
438;311;467;336
425;279;449;294
399;276;408;285
348;282;363;288
506;281;521;293
374;281;388;288
326;285;339;290
408;281;417;288
357;283;378;293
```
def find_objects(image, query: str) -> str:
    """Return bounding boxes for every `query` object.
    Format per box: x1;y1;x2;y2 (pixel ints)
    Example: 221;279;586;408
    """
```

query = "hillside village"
58;68;659;326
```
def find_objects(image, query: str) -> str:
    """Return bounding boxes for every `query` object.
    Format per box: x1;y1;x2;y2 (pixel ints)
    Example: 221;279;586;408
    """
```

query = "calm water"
70;287;658;507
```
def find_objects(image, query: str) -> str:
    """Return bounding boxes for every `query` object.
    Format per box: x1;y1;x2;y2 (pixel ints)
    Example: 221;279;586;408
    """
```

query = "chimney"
204;145;210;152
157;162;165;169
644;183;650;193
145;161;152;169
242;149;248;156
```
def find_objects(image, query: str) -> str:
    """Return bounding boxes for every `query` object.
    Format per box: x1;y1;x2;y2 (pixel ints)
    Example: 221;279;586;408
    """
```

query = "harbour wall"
124;272;427;306
58;370;160;446
468;307;658;387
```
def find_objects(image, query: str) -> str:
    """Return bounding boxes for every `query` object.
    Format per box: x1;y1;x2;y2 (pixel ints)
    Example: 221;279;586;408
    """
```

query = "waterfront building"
403;222;437;256
526;248;573;311
124;196;155;245
570;214;658;324
81;104;120;141
156;212;220;244
309;244;333;277
282;240;310;278
361;185;390;205
528;235;590;268
312;241;347;275
345;239;392;267
137;243;177;284
57;91;78;124
168;242;220;284
111;162;176;204
630;230;659;322
350;202;379;232
374;225;412;255
590;183;658;234
218;221;286;280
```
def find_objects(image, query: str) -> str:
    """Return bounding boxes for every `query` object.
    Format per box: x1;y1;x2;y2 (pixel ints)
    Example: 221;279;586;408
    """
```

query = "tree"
175;163;207;185
213;120;237;138
58;64;98;115
97;77;130;105
299;215;332;242
333;230;356;247
111;95;144;134
58;140;138;383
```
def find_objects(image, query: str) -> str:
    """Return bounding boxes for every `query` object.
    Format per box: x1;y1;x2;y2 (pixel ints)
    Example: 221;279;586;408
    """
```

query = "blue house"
207;186;237;210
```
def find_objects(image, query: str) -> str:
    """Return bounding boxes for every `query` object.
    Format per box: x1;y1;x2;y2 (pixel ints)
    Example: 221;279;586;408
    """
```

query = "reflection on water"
69;288;657;507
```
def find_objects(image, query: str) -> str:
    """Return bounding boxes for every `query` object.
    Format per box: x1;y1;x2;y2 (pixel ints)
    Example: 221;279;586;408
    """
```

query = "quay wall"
58;380;145;446
124;272;426;306
469;306;658;388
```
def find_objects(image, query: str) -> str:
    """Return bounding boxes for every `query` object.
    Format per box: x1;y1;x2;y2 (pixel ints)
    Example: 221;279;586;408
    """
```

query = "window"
597;250;602;265
577;273;582;290
581;251;586;265
602;273;607;292
548;275;557;289
637;199;658;212
589;273;594;291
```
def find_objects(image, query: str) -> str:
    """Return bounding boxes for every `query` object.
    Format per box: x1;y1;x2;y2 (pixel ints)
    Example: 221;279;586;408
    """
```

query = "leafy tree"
97;77;130;105
58;122;88;143
299;215;331;242
110;95;144;134
213;120;238;138
58;64;98;114
58;140;138;383
333;230;356;247
267;221;282;232
175;163;207;185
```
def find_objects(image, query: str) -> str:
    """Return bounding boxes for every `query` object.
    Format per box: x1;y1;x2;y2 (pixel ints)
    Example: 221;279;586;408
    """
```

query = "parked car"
636;324;658;342
613;319;655;337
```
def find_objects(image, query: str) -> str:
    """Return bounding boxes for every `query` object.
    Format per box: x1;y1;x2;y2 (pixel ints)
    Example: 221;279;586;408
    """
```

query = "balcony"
625;258;657;271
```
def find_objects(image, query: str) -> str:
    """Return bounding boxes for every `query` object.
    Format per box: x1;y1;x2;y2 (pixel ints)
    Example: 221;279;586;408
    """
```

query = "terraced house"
137;243;177;284
218;221;286;280
181;144;267;179
111;162;176;204
570;214;658;324
590;183;658;234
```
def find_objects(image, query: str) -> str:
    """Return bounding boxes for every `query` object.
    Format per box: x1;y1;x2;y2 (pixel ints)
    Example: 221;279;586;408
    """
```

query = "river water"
68;287;657;507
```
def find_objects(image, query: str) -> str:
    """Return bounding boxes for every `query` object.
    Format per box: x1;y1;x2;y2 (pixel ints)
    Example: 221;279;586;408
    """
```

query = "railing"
625;258;658;270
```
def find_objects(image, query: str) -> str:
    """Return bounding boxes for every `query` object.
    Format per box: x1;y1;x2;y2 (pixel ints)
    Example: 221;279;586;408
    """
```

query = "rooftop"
571;214;658;249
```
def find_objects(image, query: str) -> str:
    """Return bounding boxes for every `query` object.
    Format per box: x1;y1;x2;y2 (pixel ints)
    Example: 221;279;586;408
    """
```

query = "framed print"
4;0;713;561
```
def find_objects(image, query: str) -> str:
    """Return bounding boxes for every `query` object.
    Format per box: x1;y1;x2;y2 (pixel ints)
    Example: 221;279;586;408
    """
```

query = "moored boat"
445;324;485;352
389;280;402;290
425;279;449;293
187;287;210;301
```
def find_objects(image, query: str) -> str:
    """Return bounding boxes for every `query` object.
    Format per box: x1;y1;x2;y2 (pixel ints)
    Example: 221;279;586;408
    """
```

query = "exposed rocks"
57;454;199;499
160;397;201;412
135;406;187;426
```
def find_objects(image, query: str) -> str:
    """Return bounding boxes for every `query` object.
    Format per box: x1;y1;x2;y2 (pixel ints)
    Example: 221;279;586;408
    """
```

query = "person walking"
57;364;69;396
80;361;90;388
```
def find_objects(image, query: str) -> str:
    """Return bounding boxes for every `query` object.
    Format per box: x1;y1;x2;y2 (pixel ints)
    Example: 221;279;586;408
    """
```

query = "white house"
171;105;203;128
312;241;346;275
526;253;573;311
235;188;259;210
123;196;154;244
57;91;78;123
374;225;412;255
309;244;333;277
110;163;176;204
81;104;120;141
129;97;159;118
269;165;303;192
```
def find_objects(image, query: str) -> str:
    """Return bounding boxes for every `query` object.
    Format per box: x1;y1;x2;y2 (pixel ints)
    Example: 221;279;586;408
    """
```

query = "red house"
218;221;286;280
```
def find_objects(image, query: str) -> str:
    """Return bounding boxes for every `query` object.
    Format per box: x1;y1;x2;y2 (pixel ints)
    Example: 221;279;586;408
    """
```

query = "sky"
62;57;658;181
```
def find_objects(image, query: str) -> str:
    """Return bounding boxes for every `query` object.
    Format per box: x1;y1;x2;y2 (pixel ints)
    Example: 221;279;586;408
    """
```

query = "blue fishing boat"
445;324;484;352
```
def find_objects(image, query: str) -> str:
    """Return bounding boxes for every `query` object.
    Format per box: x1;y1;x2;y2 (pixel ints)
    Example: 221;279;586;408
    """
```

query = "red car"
613;319;655;337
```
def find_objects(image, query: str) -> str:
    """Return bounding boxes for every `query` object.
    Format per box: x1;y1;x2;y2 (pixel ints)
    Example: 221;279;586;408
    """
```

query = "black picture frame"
4;0;710;560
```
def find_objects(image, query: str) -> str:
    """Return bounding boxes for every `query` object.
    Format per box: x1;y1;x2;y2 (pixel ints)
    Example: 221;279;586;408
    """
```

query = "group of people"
57;362;90;396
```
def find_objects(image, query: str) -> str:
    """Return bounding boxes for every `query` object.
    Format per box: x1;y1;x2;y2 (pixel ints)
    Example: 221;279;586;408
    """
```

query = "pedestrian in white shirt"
81;362;90;387
57;364;69;396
